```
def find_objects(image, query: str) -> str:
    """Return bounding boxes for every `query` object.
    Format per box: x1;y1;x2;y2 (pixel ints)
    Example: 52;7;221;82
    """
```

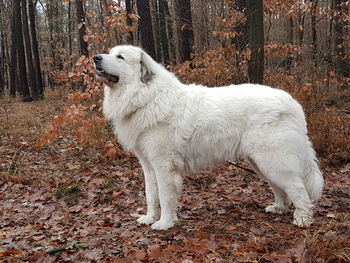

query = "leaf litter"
0;99;349;262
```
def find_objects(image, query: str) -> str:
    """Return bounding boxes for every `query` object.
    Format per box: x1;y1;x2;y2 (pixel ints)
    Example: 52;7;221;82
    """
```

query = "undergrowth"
302;219;350;262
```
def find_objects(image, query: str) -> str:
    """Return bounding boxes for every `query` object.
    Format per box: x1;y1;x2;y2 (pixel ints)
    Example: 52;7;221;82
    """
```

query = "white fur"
96;45;324;230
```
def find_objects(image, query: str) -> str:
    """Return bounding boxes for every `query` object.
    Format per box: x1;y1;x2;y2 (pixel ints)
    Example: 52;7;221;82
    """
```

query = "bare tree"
246;0;264;84
174;0;194;63
192;0;209;57
298;6;305;46
0;34;4;95
311;0;318;66
28;0;44;99
10;3;18;98
232;0;248;51
333;0;349;80
149;0;161;61
158;0;170;63
136;0;156;59
125;0;134;44
14;0;32;101
22;0;38;100
76;0;89;57
0;0;8;96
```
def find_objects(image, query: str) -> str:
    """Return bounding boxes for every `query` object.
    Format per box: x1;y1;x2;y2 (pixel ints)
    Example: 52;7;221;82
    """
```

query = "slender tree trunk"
246;0;264;84
166;1;175;63
0;35;4;95
328;0;334;64
311;0;318;67
286;17;294;70
46;0;60;87
298;16;305;45
333;0;349;80
232;0;248;51
22;0;38;100
136;0;156;59
150;0;161;61
174;0;194;63
28;0;44;99
125;0;134;44
100;0;112;49
192;0;209;57
265;14;272;43
68;1;73;58
14;0;32;101
158;0;170;64
76;0;89;57
0;0;6;95
9;11;17;97
297;7;305;62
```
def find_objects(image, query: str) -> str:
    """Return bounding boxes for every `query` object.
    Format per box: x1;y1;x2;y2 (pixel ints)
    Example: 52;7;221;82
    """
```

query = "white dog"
93;45;323;230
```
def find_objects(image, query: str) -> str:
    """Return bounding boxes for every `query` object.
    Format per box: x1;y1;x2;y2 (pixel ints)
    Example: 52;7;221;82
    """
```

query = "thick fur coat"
94;45;324;230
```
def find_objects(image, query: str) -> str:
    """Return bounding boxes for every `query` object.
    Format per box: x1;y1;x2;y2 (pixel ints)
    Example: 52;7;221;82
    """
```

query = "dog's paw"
151;220;175;230
293;216;314;227
137;215;158;225
265;204;287;214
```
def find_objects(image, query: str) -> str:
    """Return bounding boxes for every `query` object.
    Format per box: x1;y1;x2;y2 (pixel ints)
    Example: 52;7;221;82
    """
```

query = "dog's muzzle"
93;55;120;83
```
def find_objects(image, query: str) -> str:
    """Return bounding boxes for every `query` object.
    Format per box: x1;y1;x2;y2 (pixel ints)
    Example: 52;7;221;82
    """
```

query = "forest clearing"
1;0;350;262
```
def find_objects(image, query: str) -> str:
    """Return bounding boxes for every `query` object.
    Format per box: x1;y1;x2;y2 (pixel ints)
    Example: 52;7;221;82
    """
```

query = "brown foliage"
172;46;250;87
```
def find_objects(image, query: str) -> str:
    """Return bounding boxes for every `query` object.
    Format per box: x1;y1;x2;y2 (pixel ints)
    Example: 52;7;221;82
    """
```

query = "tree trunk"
311;0;318;67
153;0;161;61
286;17;294;70
14;0;32;101
297;10;305;63
47;0;64;72
68;1;73;58
22;0;38;100
136;0;156;59
0;0;7;95
28;0;44;99
158;0;170;64
76;0;89;57
232;0;248;51
9;10;17;98
125;0;134;44
333;0;349;80
193;0;209;57
246;0;264;84
0;34;4;95
174;0;194;63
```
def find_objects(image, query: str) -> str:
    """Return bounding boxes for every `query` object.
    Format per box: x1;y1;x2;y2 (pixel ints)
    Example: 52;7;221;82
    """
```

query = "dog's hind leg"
248;159;291;214
135;154;161;225
150;164;183;230
250;155;314;227
265;182;292;214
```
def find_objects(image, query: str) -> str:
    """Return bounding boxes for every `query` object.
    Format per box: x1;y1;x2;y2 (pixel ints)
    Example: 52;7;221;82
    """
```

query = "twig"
226;160;256;174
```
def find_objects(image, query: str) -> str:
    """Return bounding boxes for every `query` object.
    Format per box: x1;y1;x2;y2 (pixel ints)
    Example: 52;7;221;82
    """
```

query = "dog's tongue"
108;74;119;83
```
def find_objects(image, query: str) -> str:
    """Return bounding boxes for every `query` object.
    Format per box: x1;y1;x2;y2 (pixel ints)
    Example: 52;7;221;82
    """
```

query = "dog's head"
93;45;154;87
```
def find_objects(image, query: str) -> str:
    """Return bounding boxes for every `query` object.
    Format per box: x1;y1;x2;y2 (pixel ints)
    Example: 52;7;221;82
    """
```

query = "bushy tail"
304;141;324;201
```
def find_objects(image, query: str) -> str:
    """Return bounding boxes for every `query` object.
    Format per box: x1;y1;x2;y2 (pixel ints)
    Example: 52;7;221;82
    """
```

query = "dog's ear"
140;51;153;83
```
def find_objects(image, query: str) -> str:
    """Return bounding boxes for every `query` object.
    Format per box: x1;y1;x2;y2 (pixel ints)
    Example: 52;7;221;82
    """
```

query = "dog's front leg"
136;157;161;225
151;167;183;230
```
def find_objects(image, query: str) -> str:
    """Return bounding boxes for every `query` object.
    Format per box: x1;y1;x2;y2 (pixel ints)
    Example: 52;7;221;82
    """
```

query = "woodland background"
0;0;350;262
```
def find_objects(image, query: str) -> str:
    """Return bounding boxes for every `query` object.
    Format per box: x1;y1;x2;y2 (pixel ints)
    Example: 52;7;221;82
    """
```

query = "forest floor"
0;89;349;263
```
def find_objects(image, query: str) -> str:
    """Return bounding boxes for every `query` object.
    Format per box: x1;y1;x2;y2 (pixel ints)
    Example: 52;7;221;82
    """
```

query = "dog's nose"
93;55;103;63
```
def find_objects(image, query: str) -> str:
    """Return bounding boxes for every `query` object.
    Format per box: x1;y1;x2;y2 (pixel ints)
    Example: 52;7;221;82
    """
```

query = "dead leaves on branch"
37;50;125;161
37;103;106;147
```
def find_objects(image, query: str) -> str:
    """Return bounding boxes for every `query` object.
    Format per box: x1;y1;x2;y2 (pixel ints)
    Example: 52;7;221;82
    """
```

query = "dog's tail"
304;140;324;202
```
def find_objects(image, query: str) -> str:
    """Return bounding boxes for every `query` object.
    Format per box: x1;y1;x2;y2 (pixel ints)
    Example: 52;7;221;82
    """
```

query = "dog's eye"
117;55;124;60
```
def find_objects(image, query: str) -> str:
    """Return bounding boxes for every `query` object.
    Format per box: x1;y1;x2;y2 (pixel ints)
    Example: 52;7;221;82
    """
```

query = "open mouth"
95;67;119;83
